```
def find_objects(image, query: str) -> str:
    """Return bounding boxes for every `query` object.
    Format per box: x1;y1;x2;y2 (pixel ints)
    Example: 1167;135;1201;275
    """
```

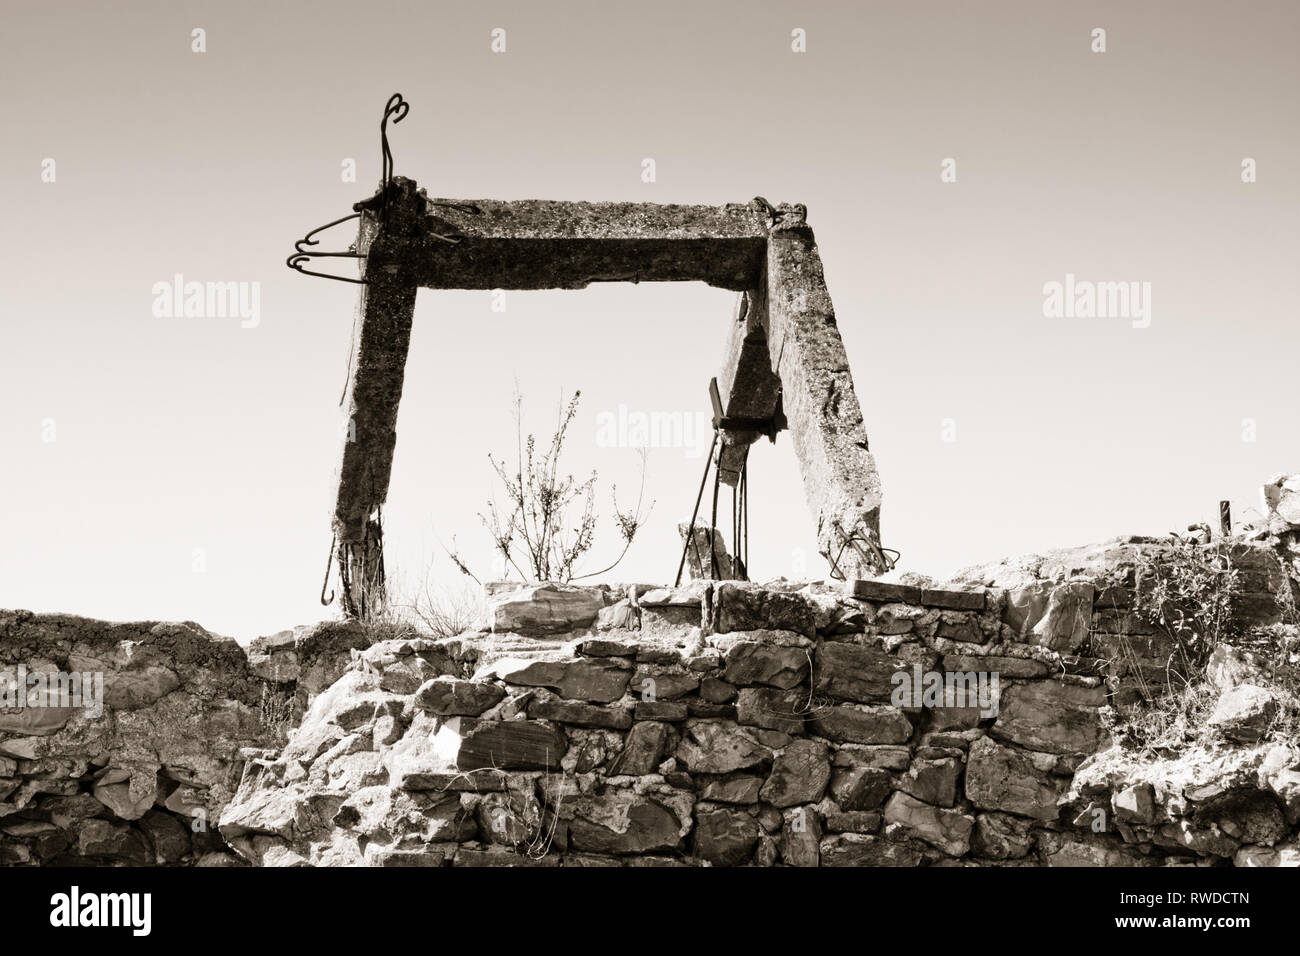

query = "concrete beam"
762;204;886;578
410;197;769;291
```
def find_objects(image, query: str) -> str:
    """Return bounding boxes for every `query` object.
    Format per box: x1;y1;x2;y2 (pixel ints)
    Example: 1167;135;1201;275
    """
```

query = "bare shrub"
409;578;485;638
1130;540;1241;674
453;389;652;584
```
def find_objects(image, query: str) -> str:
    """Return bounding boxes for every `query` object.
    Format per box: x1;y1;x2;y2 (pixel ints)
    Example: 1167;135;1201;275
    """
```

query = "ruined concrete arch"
325;178;886;614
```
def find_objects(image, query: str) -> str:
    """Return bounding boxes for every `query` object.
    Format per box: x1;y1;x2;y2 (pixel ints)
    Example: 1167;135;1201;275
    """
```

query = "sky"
1;0;1297;643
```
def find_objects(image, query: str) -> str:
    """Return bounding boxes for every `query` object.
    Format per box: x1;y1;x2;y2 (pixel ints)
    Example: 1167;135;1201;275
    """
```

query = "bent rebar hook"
320;533;337;605
287;93;468;283
379;93;408;226
287;213;365;284
287;93;408;284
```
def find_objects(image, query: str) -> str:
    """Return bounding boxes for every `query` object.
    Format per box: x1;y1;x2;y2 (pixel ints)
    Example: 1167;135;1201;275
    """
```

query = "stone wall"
0;613;366;866
4;537;1298;867
217;538;1297;867
1265;474;1300;588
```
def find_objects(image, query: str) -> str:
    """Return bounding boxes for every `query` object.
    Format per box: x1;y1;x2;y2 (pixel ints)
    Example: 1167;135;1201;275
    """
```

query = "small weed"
258;682;296;743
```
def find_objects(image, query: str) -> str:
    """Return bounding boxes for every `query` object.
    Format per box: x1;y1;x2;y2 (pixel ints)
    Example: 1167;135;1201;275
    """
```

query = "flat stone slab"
920;588;987;611
850;580;922;604
850;580;988;610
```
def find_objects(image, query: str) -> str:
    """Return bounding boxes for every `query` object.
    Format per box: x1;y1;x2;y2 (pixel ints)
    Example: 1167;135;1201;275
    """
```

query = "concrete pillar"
331;178;425;616
763;204;886;579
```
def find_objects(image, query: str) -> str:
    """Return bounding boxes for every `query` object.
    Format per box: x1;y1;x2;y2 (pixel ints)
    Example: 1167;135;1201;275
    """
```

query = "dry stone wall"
4;537;1298;867
0;613;368;866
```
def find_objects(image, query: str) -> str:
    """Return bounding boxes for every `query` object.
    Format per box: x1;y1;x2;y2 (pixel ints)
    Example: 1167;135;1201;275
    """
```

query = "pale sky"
2;0;1296;643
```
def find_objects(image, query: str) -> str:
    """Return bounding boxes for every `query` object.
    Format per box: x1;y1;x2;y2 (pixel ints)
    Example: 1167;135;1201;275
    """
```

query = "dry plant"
357;598;424;644
404;575;485;638
1131;540;1241;673
451;389;653;584
373;555;488;641
1109;679;1221;758
258;682;296;743
1097;540;1300;752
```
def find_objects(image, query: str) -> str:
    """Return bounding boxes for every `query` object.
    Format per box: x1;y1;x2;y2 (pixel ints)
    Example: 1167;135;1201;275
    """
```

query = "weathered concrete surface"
762;205;885;578
715;287;782;485
411;197;769;291
677;523;742;581
331;180;427;613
